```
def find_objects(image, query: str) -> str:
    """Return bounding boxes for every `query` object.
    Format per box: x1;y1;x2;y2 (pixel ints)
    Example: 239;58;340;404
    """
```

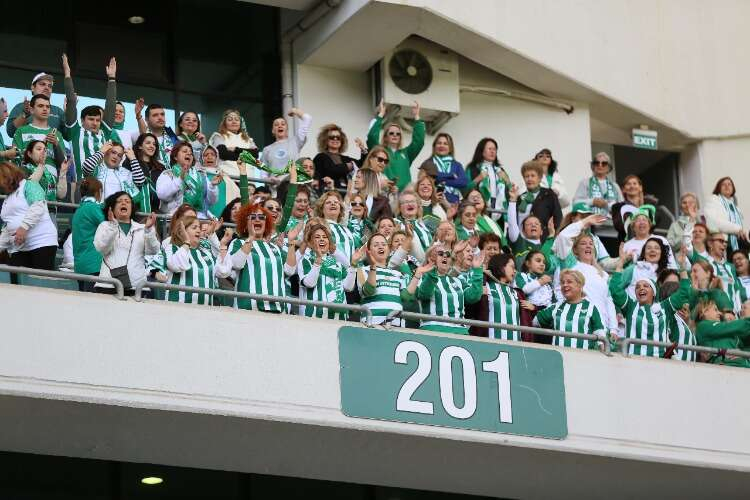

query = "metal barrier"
386;310;612;355
618;337;750;360
133;281;374;325
0;264;126;300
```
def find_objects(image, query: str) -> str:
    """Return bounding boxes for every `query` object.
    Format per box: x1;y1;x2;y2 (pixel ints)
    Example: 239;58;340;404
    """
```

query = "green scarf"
172;163;205;211
720;195;744;251
517;187;539;214
24;163;56;201
588;176;617;215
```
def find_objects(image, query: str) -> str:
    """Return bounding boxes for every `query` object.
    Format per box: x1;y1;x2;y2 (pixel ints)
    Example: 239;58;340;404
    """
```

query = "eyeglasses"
710;239;728;245
328;135;342;141
387;131;402;137
248;213;267;221
375;156;390;164
351;202;365;207
591;161;609;166
436;250;452;258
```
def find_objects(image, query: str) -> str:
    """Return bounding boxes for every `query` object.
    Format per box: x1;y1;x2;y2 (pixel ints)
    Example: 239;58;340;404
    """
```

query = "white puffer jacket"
93;220;160;289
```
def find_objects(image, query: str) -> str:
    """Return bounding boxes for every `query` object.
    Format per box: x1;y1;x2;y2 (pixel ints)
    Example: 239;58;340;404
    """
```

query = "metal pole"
0;265;125;300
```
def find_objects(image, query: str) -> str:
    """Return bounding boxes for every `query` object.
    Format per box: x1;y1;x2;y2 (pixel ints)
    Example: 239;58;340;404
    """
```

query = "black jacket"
528;187;562;239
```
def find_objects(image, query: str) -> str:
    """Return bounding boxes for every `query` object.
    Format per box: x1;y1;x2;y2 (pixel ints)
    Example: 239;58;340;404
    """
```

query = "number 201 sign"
338;327;567;439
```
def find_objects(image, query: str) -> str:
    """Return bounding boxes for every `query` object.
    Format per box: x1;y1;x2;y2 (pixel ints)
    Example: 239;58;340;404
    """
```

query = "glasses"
710;239;728;245
248;213;267;221
436;250;452;258
328;135;342;141
387;131;402;137
351;202;365;207
375;156;390;164
591;161;609;166
266;206;280;212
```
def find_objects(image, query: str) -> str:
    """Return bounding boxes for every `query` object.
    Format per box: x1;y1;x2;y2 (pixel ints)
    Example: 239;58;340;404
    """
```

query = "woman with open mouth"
622;207;677;269
454;201;478;242
618;237;671;300
416;243;484;334
220;203;297;313
507;183;557;273
346;193;371;249
553;204;615;271
463;188;506;245
554;233;618;337
610;246;693;358
704;232;744;315
355;233;429;327
394;189;433;262
161;215;234;305
156;142;221;219
689;259;734;319
297;222;356;320
533;269;607;350
314;191;356;265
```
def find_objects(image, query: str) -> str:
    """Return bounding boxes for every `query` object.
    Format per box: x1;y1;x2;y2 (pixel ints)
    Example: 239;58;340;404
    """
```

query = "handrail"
618;337;750;360
133;281;374;326
386;310;612;356
0;264;126;300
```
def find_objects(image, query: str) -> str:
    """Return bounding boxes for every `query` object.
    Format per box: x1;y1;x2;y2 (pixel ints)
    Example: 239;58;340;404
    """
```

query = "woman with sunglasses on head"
418;133;468;206
156;142;221;218
220;203;297;313
414;173;448;221
534;148;569;208
361;145;397;196
352;232;429;326
297;222;356;320
416;243;484;334
350;164;394;223
572;152;623;218
366;99;424;192
465;138;512;219
705;176;748;252
313;124;365;194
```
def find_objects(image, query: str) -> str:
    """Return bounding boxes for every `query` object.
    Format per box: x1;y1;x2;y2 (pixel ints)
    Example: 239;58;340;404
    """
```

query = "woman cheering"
156;142;220;218
704;176;747;252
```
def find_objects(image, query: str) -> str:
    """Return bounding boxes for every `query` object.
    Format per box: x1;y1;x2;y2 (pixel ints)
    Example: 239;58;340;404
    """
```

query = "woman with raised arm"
209;109;258;177
622;207;677;269
366;100;424;192
314;190;356;264
156;142;221;218
220;203;297;313
81;141;144;202
351;165;394;223
694;300;750;368
533;269;606;350
262;107;312;176
704;176;747;252
610;245;693;358
0;162;58;274
297;222;356;320
465;138;511;219
21;140;69;204
416;243;484;334
161;215;233;305
553;205;614;271
704;232;745;315
689;258;735;318
415;173;448;221
667;192;703;254
534;148;569;208
93;191;159;294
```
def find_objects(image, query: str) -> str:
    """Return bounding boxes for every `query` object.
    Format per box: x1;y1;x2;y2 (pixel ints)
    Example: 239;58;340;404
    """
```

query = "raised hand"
351;244;367;266
124;147;136;161
59;158;70;177
237;161;248;176
107;207;115;222
617;242;632;263
538;274;552;285
211;173;223;186
547;218;556;238
220;228;234;247
354;137;366;150
415;261;434;278
472;249;485;268
288;107;303;118
288;221;304;243
62;53;71;78
468;233;480;248
412;100;420;120
144;213;157;230
22;97;30;116
45;130;59;146
177;221;190;244
196;132;207;144
210;217;224;235
509;183;519;202
377;98;386;118
134;97;145;118
582;214;608;228
106;57;117;79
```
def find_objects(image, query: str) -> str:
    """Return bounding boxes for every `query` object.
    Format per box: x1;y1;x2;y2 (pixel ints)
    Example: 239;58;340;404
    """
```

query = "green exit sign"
633;129;658;150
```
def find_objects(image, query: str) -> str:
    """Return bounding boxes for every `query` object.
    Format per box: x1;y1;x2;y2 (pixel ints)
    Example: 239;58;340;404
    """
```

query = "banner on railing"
338;327;567;439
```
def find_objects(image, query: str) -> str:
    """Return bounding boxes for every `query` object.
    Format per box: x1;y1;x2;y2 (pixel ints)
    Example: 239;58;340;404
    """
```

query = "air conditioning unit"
373;37;460;134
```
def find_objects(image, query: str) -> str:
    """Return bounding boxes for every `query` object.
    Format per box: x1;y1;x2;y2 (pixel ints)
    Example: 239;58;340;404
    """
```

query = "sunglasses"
436;250;452;258
266;206;280;212
328;135;342;141
351;201;365;207
375;156;390;164
387;131;402;137
248;213;267;221
710;239;728;245
591;161;609;166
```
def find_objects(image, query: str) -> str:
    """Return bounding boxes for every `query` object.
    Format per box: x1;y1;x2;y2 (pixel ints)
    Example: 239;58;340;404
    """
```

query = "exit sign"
633;129;658;150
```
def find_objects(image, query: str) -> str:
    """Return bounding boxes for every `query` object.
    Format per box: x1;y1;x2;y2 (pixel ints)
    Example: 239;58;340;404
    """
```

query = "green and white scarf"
433;155;459;200
517;187;539;215
479;162;508;212
172;164;206;211
720;195;744;251
588;176;617;216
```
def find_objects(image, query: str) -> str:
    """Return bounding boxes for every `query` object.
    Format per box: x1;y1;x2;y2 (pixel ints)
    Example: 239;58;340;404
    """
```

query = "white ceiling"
237;0;318;10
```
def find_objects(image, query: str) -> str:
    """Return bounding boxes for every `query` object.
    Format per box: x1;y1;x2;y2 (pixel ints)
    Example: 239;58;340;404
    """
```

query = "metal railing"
133;281;374;325
386;310;612;355
619;337;750;360
0;264;126;300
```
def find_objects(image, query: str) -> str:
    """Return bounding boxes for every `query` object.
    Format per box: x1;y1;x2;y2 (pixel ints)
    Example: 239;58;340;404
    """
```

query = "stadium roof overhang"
286;0;693;150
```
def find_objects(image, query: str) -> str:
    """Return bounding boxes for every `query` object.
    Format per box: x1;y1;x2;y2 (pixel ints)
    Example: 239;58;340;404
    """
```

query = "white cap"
32;72;54;85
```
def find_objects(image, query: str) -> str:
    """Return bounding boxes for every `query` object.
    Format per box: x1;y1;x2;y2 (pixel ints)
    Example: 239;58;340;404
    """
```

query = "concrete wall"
297;58;593;190
1;283;750;498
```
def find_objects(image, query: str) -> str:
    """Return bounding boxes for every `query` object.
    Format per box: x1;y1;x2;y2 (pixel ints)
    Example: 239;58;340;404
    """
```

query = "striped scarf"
588;176;617;215
720;195;743;251
433;155;459;201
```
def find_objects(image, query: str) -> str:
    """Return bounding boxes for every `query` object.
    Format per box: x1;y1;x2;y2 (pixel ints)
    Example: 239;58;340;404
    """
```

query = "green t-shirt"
13;124;64;168
72;198;105;274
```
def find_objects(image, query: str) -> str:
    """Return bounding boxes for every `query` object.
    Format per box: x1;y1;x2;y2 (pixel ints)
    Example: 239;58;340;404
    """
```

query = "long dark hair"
466;138;500;171
639;237;670;275
133;132;164;176
534;148;557;175
217;197;242;240
488;253;515;284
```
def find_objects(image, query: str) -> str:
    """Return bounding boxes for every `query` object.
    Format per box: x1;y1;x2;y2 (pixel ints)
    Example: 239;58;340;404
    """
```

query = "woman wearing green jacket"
694;300;750;368
71;177;105;291
366;99;425;192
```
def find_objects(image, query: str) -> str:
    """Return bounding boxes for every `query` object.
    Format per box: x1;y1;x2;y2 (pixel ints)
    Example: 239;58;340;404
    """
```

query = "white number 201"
394;341;513;423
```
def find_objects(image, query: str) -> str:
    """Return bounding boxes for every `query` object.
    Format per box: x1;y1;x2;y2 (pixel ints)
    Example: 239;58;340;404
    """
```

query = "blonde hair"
680;192;701;210
171;215;199;247
315;190;345;223
380;122;403;149
357;167;381;198
218;109;250;142
572;233;606;276
559;269;586;288
396;188;423;219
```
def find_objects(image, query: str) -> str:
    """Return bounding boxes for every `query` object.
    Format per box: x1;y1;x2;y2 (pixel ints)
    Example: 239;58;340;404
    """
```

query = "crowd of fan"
1;55;749;367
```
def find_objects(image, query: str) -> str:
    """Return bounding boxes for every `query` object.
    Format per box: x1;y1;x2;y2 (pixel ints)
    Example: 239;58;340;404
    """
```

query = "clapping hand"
508;183;519;202
472;249;485;268
351;244;367;266
144;213;157;230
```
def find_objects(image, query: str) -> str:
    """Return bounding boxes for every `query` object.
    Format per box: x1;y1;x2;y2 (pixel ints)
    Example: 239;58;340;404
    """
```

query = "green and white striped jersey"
298;252;352;320
22;163;58;201
163;244;217;305
417;268;483;334
667;312;697;362
12;124;64;169
66;121;121;178
534;299;605;350
486;281;521;341
706;255;744;314
396;217;433;251
327;220;355;262
229;239;287;313
347;217;368;248
610;273;692;358
359;265;409;325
